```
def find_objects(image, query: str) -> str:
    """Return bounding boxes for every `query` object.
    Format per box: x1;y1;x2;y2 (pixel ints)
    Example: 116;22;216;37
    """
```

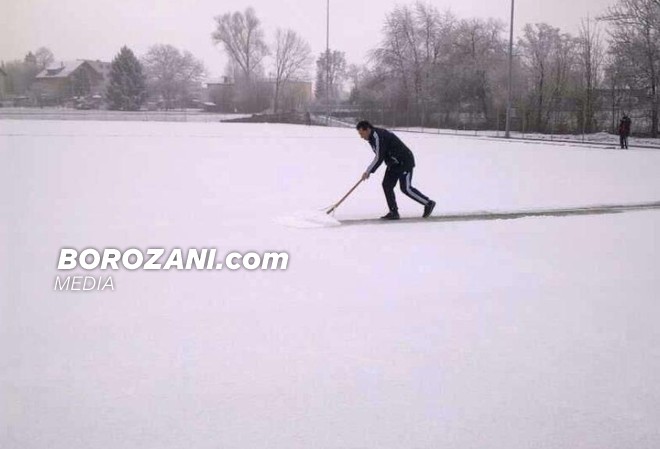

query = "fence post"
550;111;555;141
581;101;586;142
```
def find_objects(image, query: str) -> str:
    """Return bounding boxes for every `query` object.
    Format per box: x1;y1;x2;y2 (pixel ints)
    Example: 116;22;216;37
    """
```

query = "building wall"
31;78;69;99
206;84;236;112
205;79;312;113
276;81;312;112
87;61;112;95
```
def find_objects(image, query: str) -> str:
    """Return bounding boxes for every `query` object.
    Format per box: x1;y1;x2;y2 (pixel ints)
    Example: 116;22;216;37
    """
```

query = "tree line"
3;0;659;135
345;0;660;136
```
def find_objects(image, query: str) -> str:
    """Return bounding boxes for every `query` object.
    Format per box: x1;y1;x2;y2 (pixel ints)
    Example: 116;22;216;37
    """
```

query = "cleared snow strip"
275;210;342;228
339;200;660;226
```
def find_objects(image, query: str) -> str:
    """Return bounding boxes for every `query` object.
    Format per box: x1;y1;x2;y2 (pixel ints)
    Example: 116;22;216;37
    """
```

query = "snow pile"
274;209;341;228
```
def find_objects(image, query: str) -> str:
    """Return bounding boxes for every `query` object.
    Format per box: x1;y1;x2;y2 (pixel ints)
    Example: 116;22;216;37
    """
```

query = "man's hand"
361;172;370;181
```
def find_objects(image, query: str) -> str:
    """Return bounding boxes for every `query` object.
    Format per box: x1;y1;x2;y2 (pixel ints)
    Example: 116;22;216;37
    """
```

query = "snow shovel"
326;178;364;214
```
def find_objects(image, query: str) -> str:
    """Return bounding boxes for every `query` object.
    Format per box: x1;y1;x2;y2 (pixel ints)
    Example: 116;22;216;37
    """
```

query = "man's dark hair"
356;120;373;131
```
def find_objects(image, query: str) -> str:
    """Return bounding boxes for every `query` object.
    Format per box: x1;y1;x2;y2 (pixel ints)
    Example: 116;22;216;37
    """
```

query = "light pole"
505;0;515;138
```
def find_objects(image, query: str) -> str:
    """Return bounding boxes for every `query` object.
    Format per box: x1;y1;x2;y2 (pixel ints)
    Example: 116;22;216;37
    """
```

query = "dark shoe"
423;200;436;218
380;210;400;220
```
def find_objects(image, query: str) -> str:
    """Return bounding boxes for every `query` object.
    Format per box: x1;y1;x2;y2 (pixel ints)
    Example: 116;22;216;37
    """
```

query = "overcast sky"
3;0;614;78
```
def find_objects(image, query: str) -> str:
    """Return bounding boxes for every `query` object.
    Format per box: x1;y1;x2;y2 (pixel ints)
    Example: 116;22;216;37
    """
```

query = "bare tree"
399;6;423;115
546;33;577;130
601;0;660;136
576;18;604;133
518;23;561;132
142;44;206;110
315;50;347;103
372;9;412;109
452;18;507;124
603;48;639;131
3;47;52;96
272;29;311;113
34;47;54;70
346;64;366;104
212;7;269;82
373;3;449;123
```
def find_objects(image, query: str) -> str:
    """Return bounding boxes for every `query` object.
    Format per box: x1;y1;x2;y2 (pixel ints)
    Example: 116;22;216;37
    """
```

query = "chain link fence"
313;103;660;150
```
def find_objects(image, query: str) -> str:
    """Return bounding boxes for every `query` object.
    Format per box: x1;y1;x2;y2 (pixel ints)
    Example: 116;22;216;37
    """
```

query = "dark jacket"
365;127;416;174
619;116;631;136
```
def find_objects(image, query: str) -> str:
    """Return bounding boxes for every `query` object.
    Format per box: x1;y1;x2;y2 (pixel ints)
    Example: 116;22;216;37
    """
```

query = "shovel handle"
327;178;364;214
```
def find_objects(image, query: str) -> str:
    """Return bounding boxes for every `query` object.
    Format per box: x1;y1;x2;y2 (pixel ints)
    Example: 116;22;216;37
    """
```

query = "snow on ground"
389;126;660;149
1;120;660;449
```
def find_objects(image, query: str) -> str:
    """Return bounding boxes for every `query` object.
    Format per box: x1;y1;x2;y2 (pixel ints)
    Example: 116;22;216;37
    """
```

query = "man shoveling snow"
357;121;436;220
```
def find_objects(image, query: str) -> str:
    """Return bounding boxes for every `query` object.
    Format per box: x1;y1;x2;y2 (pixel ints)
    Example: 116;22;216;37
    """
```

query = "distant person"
618;114;632;149
356;120;436;220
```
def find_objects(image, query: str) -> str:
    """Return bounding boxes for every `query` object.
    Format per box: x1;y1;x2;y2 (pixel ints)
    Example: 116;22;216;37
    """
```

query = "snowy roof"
36;60;86;78
35;60;110;79
87;60;112;75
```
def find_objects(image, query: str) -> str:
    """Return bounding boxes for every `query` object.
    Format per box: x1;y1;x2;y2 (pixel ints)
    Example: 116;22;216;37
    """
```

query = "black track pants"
382;165;431;212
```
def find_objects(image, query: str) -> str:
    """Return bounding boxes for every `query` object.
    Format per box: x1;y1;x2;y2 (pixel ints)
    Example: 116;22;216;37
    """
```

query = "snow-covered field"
2;120;660;449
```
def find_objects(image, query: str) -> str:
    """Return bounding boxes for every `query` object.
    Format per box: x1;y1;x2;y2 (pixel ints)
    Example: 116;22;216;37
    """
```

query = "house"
30;60;111;105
